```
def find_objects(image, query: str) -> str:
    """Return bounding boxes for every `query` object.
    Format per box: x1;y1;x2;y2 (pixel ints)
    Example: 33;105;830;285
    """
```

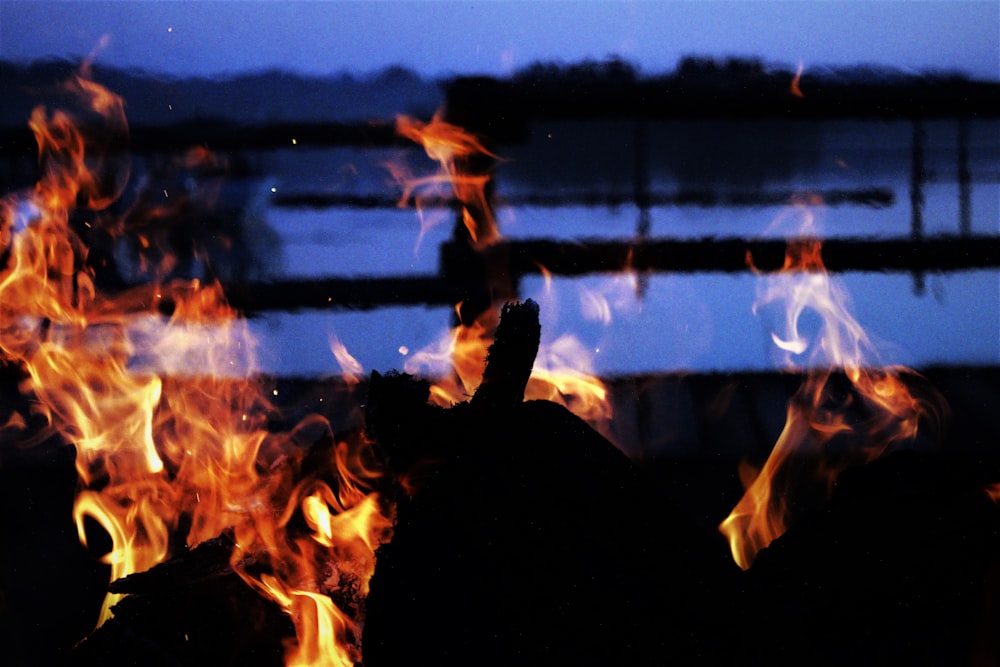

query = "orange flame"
394;111;500;248
1;67;390;663
405;303;613;440
790;61;805;98
393;113;612;437
329;334;364;387
719;198;943;569
987;483;1000;504
404;304;498;405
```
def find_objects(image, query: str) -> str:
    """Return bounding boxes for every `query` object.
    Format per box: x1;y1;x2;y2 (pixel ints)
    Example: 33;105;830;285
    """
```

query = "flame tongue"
394;112;499;248
395;112;613;439
719;201;944;570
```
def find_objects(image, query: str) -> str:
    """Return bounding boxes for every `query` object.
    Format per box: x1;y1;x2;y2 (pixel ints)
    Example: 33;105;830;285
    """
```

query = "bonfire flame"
719;197;943;569
394;111;614;439
790;61;805;98
402;305;611;435
987;483;1000;504
394;112;500;248
1;68;390;665
9;69;618;665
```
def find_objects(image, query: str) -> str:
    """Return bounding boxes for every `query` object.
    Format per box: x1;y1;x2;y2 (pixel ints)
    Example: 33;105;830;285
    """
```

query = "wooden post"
632;118;651;300
958;118;972;236
909;119;926;295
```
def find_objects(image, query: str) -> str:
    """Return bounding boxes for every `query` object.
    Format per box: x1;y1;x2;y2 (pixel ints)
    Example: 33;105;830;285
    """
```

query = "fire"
394;111;613;438
719;197;943;569
527;335;610;428
403;305;612;436
790;61;805;98
394;111;500;248
404;304;499;405
1;67;389;664
987;483;1000;504
330;334;364;387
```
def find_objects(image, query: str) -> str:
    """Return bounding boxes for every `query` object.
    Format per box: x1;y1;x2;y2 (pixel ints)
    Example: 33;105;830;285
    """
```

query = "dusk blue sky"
1;1;998;79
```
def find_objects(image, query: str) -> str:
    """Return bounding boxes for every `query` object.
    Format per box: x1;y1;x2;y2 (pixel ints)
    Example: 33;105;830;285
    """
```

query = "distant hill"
442;56;1000;141
3;55;997;146
0;60;443;129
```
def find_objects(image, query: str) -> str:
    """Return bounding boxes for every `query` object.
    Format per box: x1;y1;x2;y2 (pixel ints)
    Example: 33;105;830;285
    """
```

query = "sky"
1;0;998;80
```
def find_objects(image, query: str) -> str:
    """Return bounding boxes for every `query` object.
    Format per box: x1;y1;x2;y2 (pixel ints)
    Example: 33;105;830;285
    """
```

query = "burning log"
363;299;739;665
65;419;384;666
70;534;294;666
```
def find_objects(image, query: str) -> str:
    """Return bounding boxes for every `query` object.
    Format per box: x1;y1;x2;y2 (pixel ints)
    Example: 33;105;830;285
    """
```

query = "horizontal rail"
223;275;459;313
0;120;408;156
271;187;895;211
485;234;1000;277
214;234;1000;313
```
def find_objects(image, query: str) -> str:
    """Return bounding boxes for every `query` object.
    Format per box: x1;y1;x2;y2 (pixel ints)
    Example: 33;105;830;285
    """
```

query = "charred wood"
70;535;293;667
362;300;740;665
470;300;540;412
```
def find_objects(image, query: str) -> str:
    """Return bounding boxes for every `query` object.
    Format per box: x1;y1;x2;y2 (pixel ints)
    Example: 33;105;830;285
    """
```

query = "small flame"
580;287;614;325
790;61;805;98
394;111;500;248
404;305;498;405
986;483;1000;504
720;197;943;569
527;334;610;430
405;301;613;439
329;334;364;387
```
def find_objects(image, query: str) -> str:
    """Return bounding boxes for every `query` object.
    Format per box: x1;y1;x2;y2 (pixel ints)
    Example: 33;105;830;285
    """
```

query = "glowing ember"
719;197;944;569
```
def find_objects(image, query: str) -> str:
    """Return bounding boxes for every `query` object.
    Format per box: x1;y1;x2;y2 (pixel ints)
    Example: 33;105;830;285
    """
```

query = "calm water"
212;118;1000;377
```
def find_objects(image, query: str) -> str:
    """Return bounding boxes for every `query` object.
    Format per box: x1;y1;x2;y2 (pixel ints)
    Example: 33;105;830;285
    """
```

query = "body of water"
233;117;999;378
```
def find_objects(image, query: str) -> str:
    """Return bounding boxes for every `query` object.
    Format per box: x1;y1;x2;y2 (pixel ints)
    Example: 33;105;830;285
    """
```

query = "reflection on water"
250;270;999;378
241;116;999;377
7;109;983;377
264;118;998;246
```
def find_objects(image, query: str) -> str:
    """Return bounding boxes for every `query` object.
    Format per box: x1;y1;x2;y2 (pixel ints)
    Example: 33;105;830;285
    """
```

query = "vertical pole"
445;136;514;328
633;118;651;300
633;119;651;238
910;118;926;295
958;118;972;236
